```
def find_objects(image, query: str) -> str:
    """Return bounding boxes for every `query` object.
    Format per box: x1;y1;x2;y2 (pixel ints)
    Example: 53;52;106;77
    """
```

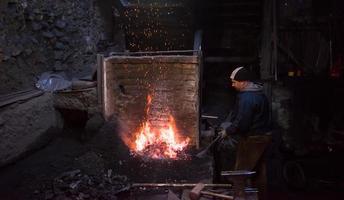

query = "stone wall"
0;93;63;167
0;0;114;94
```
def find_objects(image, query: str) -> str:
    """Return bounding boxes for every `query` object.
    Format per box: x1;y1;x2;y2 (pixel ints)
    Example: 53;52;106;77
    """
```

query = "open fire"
123;95;190;159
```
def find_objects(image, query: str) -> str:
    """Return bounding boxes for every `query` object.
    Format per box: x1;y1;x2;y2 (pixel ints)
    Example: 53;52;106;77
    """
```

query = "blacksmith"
213;66;272;199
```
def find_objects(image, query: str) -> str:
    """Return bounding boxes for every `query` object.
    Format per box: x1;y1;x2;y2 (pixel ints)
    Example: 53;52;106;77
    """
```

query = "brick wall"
101;54;200;147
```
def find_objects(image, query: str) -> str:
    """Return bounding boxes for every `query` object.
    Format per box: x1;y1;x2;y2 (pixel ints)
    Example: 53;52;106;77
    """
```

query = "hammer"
189;183;234;200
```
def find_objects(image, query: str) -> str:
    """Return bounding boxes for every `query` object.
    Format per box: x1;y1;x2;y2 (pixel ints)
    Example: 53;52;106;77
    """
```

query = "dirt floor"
0;122;212;200
1;121;344;200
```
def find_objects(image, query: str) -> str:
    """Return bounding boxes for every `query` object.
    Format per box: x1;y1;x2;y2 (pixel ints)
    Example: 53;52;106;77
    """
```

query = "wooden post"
260;0;272;80
272;0;278;81
97;54;104;117
193;30;203;54
260;0;274;121
196;50;203;149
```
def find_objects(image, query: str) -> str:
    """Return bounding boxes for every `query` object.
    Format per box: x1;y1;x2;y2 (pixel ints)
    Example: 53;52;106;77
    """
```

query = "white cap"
230;66;244;80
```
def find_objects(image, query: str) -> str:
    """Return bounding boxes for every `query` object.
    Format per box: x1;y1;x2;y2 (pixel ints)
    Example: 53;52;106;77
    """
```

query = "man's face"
231;79;247;91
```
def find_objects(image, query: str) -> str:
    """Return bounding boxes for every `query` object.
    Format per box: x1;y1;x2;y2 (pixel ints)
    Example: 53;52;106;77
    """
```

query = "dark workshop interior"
1;0;344;199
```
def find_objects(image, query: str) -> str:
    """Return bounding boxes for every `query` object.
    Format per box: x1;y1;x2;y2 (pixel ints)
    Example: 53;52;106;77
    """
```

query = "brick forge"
98;51;201;158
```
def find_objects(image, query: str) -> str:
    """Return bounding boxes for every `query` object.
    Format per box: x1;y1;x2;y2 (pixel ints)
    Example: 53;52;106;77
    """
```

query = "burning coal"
122;95;190;159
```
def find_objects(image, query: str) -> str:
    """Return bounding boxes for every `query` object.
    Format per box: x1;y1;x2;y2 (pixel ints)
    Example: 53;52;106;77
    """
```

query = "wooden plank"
109;50;197;56
111;63;196;70
105;56;198;64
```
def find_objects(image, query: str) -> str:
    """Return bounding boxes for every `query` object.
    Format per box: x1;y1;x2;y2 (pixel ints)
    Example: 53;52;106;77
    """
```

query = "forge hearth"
98;51;201;154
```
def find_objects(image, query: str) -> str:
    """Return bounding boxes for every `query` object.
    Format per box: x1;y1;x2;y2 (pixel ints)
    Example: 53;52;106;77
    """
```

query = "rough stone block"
0;93;62;167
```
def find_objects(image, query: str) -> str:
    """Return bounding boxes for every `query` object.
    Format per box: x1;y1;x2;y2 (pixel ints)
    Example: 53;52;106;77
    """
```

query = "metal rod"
196;135;222;158
201;115;219;119
131;183;232;188
0;89;43;108
201;191;234;200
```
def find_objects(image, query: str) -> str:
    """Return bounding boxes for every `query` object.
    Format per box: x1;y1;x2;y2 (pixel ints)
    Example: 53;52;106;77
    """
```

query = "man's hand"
219;129;227;138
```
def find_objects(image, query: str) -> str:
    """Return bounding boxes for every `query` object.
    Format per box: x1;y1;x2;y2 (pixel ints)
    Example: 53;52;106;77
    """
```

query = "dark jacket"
225;85;270;136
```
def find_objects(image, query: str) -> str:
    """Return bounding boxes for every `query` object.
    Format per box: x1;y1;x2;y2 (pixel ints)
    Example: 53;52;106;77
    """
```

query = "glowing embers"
127;95;190;160
133;115;190;159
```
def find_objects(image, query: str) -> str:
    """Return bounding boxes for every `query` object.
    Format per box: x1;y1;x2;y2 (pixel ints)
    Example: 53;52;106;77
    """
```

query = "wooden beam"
205;56;257;63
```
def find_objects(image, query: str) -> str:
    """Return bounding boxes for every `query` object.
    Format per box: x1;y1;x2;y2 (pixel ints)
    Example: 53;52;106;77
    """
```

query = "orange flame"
126;94;190;159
